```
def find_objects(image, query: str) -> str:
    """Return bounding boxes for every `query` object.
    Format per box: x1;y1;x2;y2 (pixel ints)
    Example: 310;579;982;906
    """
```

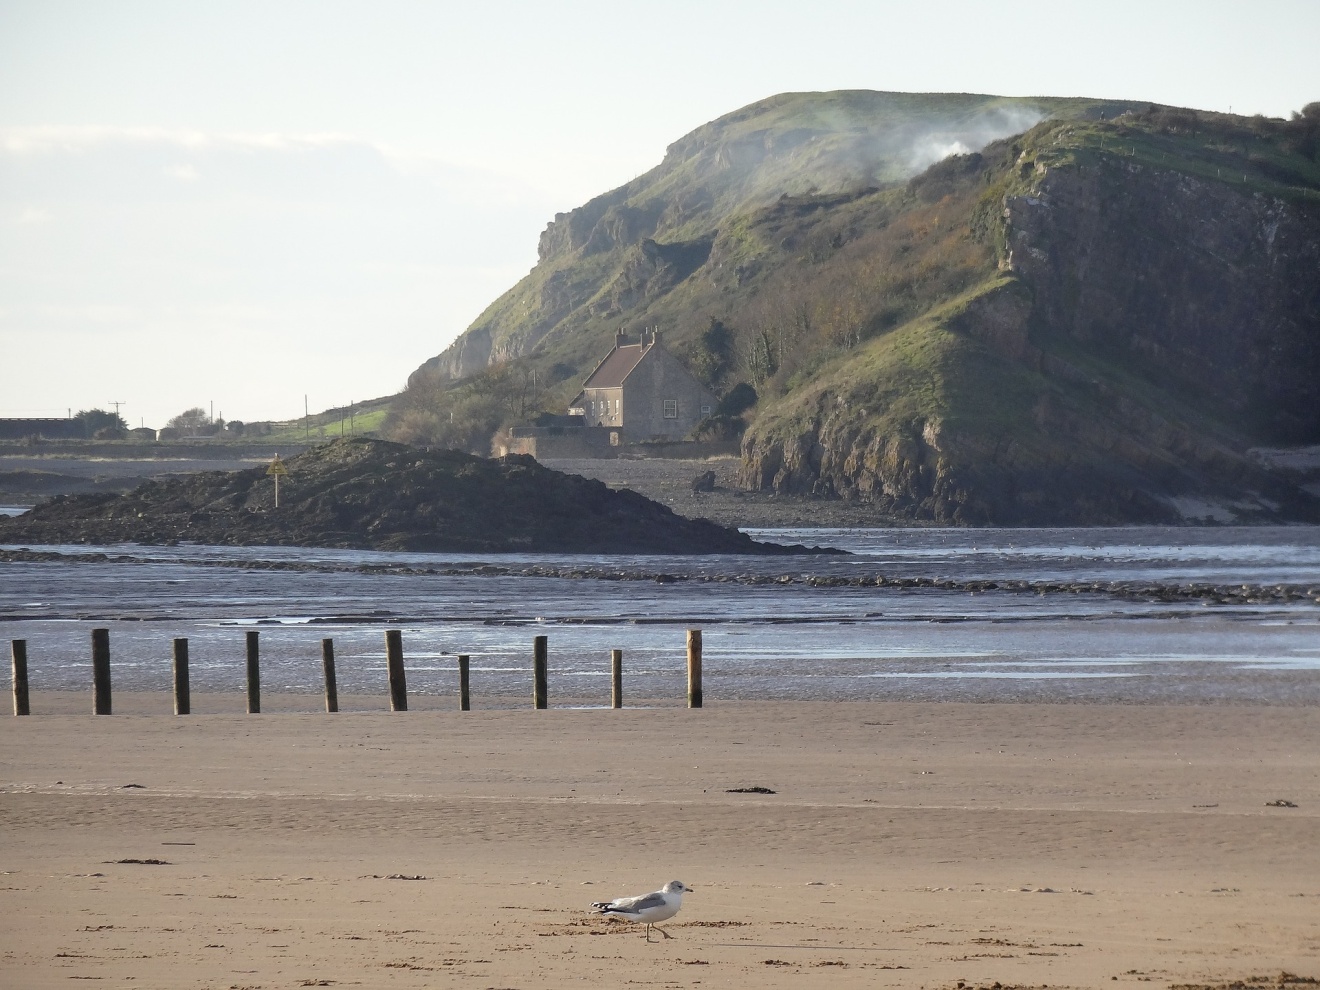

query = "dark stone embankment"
0;438;831;555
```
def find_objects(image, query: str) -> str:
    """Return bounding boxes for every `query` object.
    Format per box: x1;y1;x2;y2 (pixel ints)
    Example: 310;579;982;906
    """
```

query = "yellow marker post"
267;453;289;507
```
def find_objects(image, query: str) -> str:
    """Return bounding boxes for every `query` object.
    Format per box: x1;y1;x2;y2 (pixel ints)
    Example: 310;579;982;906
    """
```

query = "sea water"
2;527;1318;705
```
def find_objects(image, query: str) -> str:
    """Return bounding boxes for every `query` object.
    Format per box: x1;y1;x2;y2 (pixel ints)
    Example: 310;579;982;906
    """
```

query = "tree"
166;407;212;434
75;408;126;437
690;317;735;387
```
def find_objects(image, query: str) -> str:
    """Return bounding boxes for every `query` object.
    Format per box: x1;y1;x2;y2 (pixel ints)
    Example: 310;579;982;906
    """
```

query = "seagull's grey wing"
618;891;668;913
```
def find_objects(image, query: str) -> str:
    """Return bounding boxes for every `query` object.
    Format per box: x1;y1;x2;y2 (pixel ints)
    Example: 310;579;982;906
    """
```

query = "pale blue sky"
2;0;1317;427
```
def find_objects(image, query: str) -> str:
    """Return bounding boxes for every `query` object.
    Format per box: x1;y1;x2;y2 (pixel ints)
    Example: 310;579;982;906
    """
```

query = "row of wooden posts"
8;628;704;715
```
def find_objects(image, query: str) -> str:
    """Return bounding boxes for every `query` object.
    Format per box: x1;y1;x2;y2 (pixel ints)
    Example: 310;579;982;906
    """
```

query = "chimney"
650;328;662;349
615;329;627;349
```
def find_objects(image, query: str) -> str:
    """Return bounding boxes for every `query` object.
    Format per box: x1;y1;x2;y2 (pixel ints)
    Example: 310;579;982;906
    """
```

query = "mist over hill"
390;90;1320;525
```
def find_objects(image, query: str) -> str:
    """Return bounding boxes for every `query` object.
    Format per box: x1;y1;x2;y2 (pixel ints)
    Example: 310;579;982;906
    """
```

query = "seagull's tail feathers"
590;901;613;913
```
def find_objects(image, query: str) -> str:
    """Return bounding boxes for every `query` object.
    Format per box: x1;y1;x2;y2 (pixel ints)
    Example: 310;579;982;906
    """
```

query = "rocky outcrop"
734;108;1320;527
595;236;715;315
1005;161;1320;442
0;438;812;554
739;276;1320;525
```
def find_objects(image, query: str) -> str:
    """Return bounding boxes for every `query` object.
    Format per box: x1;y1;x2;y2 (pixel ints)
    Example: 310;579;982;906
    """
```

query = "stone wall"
621;347;717;440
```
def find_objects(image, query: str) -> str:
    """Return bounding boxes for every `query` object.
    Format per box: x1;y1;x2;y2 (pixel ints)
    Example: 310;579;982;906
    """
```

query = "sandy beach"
2;695;1318;989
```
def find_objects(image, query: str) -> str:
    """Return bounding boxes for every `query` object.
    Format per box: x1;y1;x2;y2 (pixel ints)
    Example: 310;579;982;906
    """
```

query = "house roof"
581;343;647;389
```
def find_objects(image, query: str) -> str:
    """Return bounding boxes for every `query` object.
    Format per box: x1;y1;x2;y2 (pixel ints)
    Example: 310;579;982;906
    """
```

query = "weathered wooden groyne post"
687;629;702;709
533;635;548;710
11;640;29;716
611;649;623;709
245;630;261;714
458;655;471;712
92;628;111;715
385;629;408;711
321;638;339;713
172;638;190;715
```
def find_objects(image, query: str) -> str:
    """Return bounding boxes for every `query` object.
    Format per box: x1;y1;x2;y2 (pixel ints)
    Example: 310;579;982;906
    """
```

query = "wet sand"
2;696;1318;989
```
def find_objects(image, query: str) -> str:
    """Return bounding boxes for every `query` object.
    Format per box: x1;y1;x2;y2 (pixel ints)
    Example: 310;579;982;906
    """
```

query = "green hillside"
388;91;1320;524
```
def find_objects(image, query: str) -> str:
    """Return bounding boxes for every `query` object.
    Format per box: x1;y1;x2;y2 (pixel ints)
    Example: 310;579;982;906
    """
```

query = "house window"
663;400;678;419
609;431;620;446
700;405;712;415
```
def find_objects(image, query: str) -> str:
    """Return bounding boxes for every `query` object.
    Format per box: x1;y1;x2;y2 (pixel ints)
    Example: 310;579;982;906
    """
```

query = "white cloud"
12;206;51;224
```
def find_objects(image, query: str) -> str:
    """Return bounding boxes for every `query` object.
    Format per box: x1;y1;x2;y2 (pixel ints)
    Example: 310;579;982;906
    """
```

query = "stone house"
568;330;717;444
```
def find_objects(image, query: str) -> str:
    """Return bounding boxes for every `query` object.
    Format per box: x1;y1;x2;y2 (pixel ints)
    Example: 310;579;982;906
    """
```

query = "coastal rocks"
740;150;1320;525
1005;161;1320;443
0;438;809;555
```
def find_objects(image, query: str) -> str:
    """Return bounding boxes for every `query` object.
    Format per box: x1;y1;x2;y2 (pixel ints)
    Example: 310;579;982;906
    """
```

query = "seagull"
591;880;692;941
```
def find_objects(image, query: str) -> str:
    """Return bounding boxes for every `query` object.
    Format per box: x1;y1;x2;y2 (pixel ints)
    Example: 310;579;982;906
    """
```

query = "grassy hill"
388;91;1320;523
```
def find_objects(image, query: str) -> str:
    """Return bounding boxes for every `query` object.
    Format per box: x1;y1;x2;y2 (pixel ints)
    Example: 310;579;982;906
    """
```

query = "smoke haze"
904;105;1046;171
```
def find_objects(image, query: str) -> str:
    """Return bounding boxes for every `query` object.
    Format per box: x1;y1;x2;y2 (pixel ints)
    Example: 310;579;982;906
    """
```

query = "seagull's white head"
662;881;691;894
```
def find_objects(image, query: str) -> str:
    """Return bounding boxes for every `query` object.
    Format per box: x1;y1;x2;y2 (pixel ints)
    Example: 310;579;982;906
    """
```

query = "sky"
2;0;1317;429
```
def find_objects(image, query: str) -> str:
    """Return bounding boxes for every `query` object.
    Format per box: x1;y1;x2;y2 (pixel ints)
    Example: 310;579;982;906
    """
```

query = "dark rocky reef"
0;438;821;555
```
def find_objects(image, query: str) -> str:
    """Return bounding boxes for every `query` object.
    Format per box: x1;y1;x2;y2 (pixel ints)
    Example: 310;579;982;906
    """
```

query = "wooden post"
611;648;623;709
458;655;470;712
92;628;111;715
321;638;339;713
11;640;29;716
245;630;260;714
385;629;407;712
687;629;702;709
533;635;547;710
172;638;190;716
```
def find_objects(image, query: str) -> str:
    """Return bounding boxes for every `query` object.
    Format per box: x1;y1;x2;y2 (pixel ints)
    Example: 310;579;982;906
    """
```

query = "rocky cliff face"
406;92;1120;390
1005;161;1320;442
739;128;1320;525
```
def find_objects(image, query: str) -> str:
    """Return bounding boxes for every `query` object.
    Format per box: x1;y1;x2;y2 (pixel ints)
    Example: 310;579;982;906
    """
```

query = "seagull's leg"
644;923;654;942
657;925;674;940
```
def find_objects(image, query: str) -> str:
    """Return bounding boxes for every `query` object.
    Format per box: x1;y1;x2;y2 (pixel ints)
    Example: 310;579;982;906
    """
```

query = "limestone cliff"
406;92;1129;387
738;114;1320;524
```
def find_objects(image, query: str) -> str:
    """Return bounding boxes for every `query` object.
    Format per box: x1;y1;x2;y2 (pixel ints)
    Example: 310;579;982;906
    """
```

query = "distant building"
568;330;717;442
504;330;724;459
0;418;85;441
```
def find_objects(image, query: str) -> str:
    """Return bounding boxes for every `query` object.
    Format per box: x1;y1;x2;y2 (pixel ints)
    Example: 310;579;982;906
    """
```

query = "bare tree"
166;407;212;433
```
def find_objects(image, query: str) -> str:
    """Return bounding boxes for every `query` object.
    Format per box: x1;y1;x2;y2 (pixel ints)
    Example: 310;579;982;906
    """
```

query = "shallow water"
2;527;1318;705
